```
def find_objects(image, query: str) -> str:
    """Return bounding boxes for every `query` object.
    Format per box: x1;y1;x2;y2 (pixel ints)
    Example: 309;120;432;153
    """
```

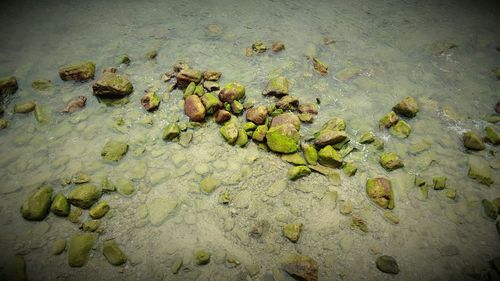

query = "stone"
89;200;110;219
72;172;90;184
116;54;130;65
432;177;447;190
383;211;400;224
482;199;498;219
20;185;53;221
220;121;239;145
312;57;328;75
2;255;25;281
200;176;220;193
52;239;66;255
14;101;36;113
59;61;96;82
298;103;318;115
194;84;205;97
50;193;70;217
359;132;375;144
366;178;394;209
214;109;231;124
373;138;385;150
391;120;412;138
145;50;158;60
176;68;202;88
283;223;303;242
184;82;196;98
468;156;493;186
179;131;193;147
302;143;318;165
68;207;83;224
243;122;257;132
68;234;96;267
141;91;160;111
0;118;7;129
271;112;301;131
195;250;211;265
92;72;133;97
318;145;343;168
393;96;419;118
375;255;399;274
32;79;52;91
162;123;180;141
287;166;311;181
253;125;268;142
147;198;178;226
203;81;220;92
281;254;318;281
219;82;245;103
171;258;183;274
281;153;306;165
116;179;135;196
342;162;357;176
103;239;127;266
230;100;244;114
203;71;222;81
463;131;485;150
266;124;300;153
80;219;101;232
252;41;267;53
184;95;206;122
272;41;285;52
101;140;128;161
236;128;248;147
0;76;18;97
379;111;399;128
445;188;457;200
246;106;268;125
314;129;347;148
201;93;222;114
67;184;101;209
379;152;404;171
276;96;299;111
485;126;500;145
101;176;116;192
321;117;346;131
263;76;289;97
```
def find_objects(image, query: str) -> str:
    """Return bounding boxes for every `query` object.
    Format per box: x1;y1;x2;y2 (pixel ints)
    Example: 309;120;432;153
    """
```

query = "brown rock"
246;106;268;125
59;61;96;82
184;95;205;122
214;110;231;124
298;103;318;114
271;112;300;130
272;41;285;52
63;96;87;113
314;130;347;148
281;254;318;281
276;96;299;111
173;61;189;73
203;71;222;81
176;68;202;88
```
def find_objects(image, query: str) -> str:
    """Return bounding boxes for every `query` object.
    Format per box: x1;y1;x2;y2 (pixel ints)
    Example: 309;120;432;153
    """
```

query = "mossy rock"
145;50;158;60
184;95;206;122
218;82;245;103
366;178;394;209
243;122;257;132
463;131;485;150
20;185;53;221
263;76;289;97
103;239;127;266
252;125;268;142
195;250;211;265
50;193;70;217
101;140;128;161
89;200;110;219
201;93;222;114
92;72;133;97
231;100;244;115
220;121;239;145
116;179;135;196
376;255;399;274
302;143;318;165
321;117;346;132
176;68;202;88
68;234;96;267
281;153;307;165
485;126;500;145
468;156;493;186
271;112;301;131
0;76;18;97
116;54;131;65
141;91;160;111
391;120;411;138
80;219;101;232
432;177;447;190
14;101;36;113
162;123;180;141
67;184;101;209
379;111;399;128
31;79;53;91
359;131;375;144
52;239;66;255
283;223;303;242
379;152;404;171
318;145;343;168
393;96;419;118
101;176;116;192
314;129;347;148
312;57;328;75
287;166;311;181
184;82;196;98
342;162;357;176
266;124;300;153
246;106;268;125
236;128;248;147
58;61;96;82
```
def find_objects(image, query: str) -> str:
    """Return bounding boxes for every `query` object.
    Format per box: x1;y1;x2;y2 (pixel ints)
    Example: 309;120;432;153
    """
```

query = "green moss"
200;93;221;114
266;124;300;153
252;125;268;142
195;250;211;265
89;200;110;219
59;61;96;82
302;143;318;165
281;153;306;165
318;145;343;168
184;82;196;98
366;178;394;209
432;177;447;190
103;239;127;266
21;186;53;221
243;122;257;132
287;166;311;180
359;131;375;144
379;152;404;171
393;96;419;118
342;162;357;176
463;131;485;150
485;126;500;145
14;101;36;113
68;234;96;267
283;223;303;242
50;193;70;217
391;120;411;138
379;111;399;128
220;121;239;144
162;123;180;141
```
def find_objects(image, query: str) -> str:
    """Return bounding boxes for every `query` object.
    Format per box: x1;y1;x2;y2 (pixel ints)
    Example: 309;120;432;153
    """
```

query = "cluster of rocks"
246;40;285;57
378;96;419;138
463;127;500;150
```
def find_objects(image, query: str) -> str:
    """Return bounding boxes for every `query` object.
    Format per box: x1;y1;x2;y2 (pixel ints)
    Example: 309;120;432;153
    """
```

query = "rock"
50;193;70;217
379;111;399;128
52;239;66;255
246;106;268;125
0;118;7;129
282;153;307;165
103;239;127;266
281;254;318;281
482;199;498;219
271;112;301;130
203;71;222;81
214;109;231;124
116;54;130;65
202;81;220;92
68;234;96;267
201;93;222;114
352;215;369;232
72;172;90;184
391;120;412;138
67;207;83;224
298;103;318;114
141;91;160;111
92;72;133;97
321;117;346;131
195;250;211;265
283;223;303;242
312;57;328;75
432;177;447;190
485;126;500;145
383;211;400;224
179;131;193;147
276;96;299;111
184;82;196;98
200;176;220;193
314;129;347;148
20;185;53;221
218;85;245;108
0;76;18;97
103;67;117;73
463;131;485;150
194;84;205;97
299;112;313;123
176;68;202;88
162;123;180;141
302;144;318;165
32;79;52;91
342;162;357;176
379;152;404;171
230;100;244;114
101;140;128;161
253;125;268;142
366;178;394;209
14;101;36;113
373;138;384;150
59;61;96;82
287;166;311;181
236;128;248;147
101;176;116;192
67;184;101;209
220;121;239;145
171;257;183;274
2;255;25;281
263;76;289;97
393;96;419;118
445;188;457;200
318;145;343;168
80;219;101;232
243;122;257;132
375;255;399;274
359;132;375;144
468;156;493;186
145;50;158;60
266;124;300;153
252;41;267;53
62;96;87;113
272;41;285;52
309;165;341;184
184;95;206;122
89;200;110;219
116;179;135;196
147;198;177;226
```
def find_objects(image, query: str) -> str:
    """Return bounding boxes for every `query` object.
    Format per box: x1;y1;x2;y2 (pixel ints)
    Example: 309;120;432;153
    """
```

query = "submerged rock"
393;96;419;118
342;162;357;176
141;91;160;111
282;153;307;165
432;177;447;190
0;118;7;129
145;50;158;60
20;185;53;221
246;106;268;125
203;70;222;81
463;131;485;150
312;57;328;75
89;200;110;219
236;128;248;147
62;96;87;113
200;176;220;193
50;193;70;217
14;101;36;113
366;178;394;209
0;76;18;97
318;145;343;168
202;80;220;92
379;152;404;171
92;72;133;97
359;131;375;144
68;234;96;267
298;103;318;115
103;239;127;266
230;100;244;115
101;140;128;161
272;41;285;52
201;93;222;114
214;109;231;124
252;41;267;53
321;117;346;131
176;68;202;88
468;156;493;186
482;199;498;219
67;184;101;209
148;198;177;226
220;121;239;145
391;120;412;138
59;61;96;82
52;239;67;255
252;125;268;142
276;96;299;111
376;255;399;274
116;54;131;65
195;250;211;265
485;126;500;145
281;254;318;281
283;223;303;242
302;143;318;165
287;166;311;181
219;82;245;103
263;76;289;97
266;123;300;153
116;179;135;196
80;219;101;232
379;111;399;128
32;79;53;91
162;123;180;141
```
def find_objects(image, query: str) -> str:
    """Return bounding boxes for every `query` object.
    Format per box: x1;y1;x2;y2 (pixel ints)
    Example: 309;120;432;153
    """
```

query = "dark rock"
246;106;268;125
63;96;87;113
92;72;133;97
184;95;206;122
176;68;202;88
0;76;18;97
141;91;160;111
281;254;318;281
59;61;96;82
215;109;231;124
375;255;399;274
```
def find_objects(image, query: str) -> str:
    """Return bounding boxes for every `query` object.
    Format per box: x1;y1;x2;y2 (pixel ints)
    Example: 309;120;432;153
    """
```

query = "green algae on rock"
263;76;289;97
220;121;239;145
68;234;96;267
302;143;318;165
141;91;160;111
321;117;346;131
116;54;131;65
366;178;395;209
80;219;101;232
252;41;267;53
116;179;135;196
14;101;36;113
271;112;301;131
376;255;399;274
379;111;399;128
92;72;133;97
281;254;318;281
219;82;246;103
391;120;411;138
485;126;500;145
195;250;211;265
162;123;180;141
314;129;347;148
318;145;343;168
252;125;268;142
145;50;158;60
266;124;300;153
59;61;96;82
468;156;493;186
184;95;206;122
52;239;66;255
359;131;375;144
287;165;311;181
203;70;222;81
482;199;498;219
0;118;7;129
393;96;419;118
31;79;53;91
230;100;244;114
283;223;303;242
67;184;101;209
236;128;248;147
463;131;485;150
432;177;447;190
176;68;202;88
89;200;110;219
0;76;18;97
67;207;83;224
276;95;299;111
103;239;127;266
415;175;427;187
342;162;357;176
50;193;70;217
20;185;53;221
201;93;222;114
101;140;128;161
194;84;205;97
379;152;404;171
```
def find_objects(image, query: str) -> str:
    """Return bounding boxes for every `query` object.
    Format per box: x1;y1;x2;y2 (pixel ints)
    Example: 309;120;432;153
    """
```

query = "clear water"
0;0;499;280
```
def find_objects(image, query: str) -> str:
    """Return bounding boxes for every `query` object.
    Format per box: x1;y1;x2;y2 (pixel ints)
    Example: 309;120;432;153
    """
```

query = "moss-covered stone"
59;61;96;82
263;76;289;97
463;131;485;150
432;177;447;190
379;152;404;171
67;184;101;209
0;76;18;98
219;82;245;103
116;54;130;65
195;250;211;265
52;239;66;255
252;41;267;53
302;143;318;165
31;79;53;91
318;145;343;168
283;223;303;242
201;93;222;114
235;128;248;147
391;120;412;138
468;156;493;186
103;239;127;266
140;91;160;111
342;162;357;176
68;234;96;267
20;186;53;221
89;200;110;219
194;84;205;97
67;207;83;224
80;219;101;232
281;153;306;165
246;106;268;125
314;129;347;148
281;254;318;281
287;166;311;181
298;103;318;115
312;57;328;75
252;125;268;142
445;188;457;200
366;178;394;209
145;50;158;60
14;101;36;113
379;111;399;128
162;123;180;141
220;121;239;145
92;72;133;97
243;122;257;132
414;176;426;187
203;70;222;81
383;211;400;224
376;255;399;274
485;126;500;145
200;176;220;193
321;117;346;131
231;100;244;115
373;137;385;150
393;96;419;118
116;179;135;196
50;193;70;217
266;124;300;153
359;132;375;144
271;112;301;131
184;95;206;122
276;95;299;111
101;140;128;161
184;82;196;98
101;176;116;192
482;199;498;219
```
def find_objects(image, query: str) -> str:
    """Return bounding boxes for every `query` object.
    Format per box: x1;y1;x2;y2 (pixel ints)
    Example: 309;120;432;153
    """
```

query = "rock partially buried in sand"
379;152;404;171
89;200;110;219
103;239;127;266
195;250;211;265
287;166;311;181
263;76;289;97
312;57;328;75
219;82;246;103
246;106;268;125
59;61;96;82
92;72;133;97
463;131;485;150
485;126;500;145
62;96;87;113
0;118;7;129
0;76;18;97
50;193;70;217
67;184;102;209
14;101;36;113
52;239;66;255
276;96;299;111
366;178;395;209
68;234;96;267
32;79;53;91
432;177;447;190
116;179;135;196
283;223;303;242
393;96;419;118
376;255;399;274
101;140;128;161
220;121;239;145
176;68;202;88
482;199;498;219
379;111;399;128
391;120;411;138
20;185;53;221
272;41;285;52
281;254;318;281
141;91;160;111
266;123;300;153
359;131;375;144
468;156;493;186
162;123;180;141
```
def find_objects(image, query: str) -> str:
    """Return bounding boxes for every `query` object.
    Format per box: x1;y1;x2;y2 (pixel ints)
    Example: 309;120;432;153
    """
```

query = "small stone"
200;176;220;193
393;96;419;118
92;72;133;97
59;61;96;82
468;156;493;186
194;84;205;97
485;126;500;145
383;211;400;224
67;207;83;224
176;68;202;88
214;109;231;124
312;57;328;75
298;103;318;115
32;79;52;91
482;199;498;219
145;50;158;60
432;177;447;190
272;41;285;52
263;76;289;97
219;82;245;103
14;101;36;113
276;95;299;111
359;132;375;144
101;140;128;161
171;257;183;274
287;166;311;181
50;193;70;217
379;152;404;171
80;219;101;232
283;223;303;242
236;128;248;147
103;239;127;266
203;71;222;81
445;188;457;200
89;200;110;219
68;234;96;267
0;76;18;96
201;93;222;114
252;41;267;53
282;153;307;165
243;122;257;132
252;125;268;142
67;184;101;209
101;176;116;192
162;123;180;141
391;120;412;138
246;106;268;125
375;255;399;274
340;200;353;215
366;178;395;209
195;250;211;265
52;239;66;255
230;100;244;115
116;54;130;65
141;91;160;111
20;185;53;221
318;145;343;168
379;111;399;128
0;118;7;129
220;121;239;145
179;131;193;147
116;179;135;196
342;162;357;176
463;131;485;150
184;95;206;122
271;112;301;130
281;254;318;281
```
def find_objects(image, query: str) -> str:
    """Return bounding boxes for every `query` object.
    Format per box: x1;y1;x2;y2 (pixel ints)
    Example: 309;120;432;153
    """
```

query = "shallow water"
0;0;500;280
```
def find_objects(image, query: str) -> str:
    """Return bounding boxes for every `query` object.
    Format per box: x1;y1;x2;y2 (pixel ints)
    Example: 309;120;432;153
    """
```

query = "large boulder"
281;254;318;281
263;76;289;97
184;95;206;122
68;234;96;267
20;186;53;221
67;184;102;209
218;82;245;103
393;96;419;118
101;140;128;161
92;72;133;97
271;112;301;130
246;106;268;125
59;61;96;82
463;131;485;150
366;178;394;209
266;123;300;153
0;76;18;98
317;145;343;168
